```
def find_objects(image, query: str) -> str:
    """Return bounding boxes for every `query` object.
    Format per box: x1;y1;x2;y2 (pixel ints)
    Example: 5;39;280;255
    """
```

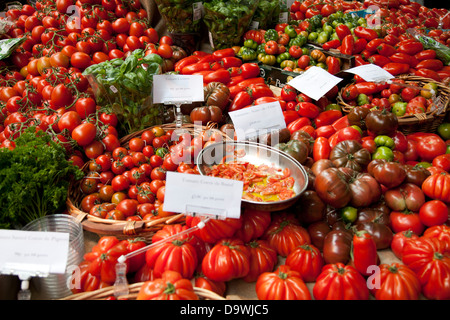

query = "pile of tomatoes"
0;0;180;164
1;0;449;302
77;125;227;222
340;77;442;117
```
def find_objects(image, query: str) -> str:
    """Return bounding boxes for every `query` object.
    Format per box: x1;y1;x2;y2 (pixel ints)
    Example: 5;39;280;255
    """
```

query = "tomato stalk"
163;282;176;295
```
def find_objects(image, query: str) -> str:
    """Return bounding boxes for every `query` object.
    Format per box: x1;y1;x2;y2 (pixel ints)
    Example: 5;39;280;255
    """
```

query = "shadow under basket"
67;122;230;242
337;74;450;135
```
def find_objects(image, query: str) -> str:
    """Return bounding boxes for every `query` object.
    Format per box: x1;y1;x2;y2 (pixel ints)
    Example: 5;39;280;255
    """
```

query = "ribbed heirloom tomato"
255;265;311;300
137;270;198;300
243;240;278;283
402;237;450;300
313;263;370;300
201;238;250;282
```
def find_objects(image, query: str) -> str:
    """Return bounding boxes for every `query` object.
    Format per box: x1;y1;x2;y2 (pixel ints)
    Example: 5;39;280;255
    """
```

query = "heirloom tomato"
255;265;311;300
137;270;198;300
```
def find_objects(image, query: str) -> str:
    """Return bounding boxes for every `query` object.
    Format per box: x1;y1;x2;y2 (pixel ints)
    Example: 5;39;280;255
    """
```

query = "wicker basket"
67;122;231;242
337;75;450;135
60;283;226;300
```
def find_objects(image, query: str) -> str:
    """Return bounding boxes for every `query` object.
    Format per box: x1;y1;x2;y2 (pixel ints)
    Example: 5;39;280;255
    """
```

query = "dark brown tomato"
322;229;353;264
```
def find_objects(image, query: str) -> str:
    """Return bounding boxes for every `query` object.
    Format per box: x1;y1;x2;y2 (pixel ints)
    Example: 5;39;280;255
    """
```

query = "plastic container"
22;214;84;300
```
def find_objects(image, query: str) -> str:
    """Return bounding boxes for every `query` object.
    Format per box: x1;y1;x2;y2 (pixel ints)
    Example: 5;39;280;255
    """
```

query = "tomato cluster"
78;125;226;222
0;0;180;163
341;78;442;117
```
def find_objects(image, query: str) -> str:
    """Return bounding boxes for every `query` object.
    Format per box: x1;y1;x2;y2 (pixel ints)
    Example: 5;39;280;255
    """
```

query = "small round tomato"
157;44;173;59
72;122;97;147
419;200;449;227
390;210;425;235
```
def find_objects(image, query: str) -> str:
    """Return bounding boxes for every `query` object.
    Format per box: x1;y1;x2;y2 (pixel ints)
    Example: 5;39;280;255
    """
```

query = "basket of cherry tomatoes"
337;75;450;135
67;122;231;241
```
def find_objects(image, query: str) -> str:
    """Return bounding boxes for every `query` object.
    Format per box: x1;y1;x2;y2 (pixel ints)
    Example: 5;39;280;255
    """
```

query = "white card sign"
228;101;286;141
153;74;204;104
288;66;343;101
0;229;70;276
163;172;243;219
345;64;395;82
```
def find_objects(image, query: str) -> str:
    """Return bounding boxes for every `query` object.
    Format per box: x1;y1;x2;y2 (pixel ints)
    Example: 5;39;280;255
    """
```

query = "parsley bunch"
0;128;84;229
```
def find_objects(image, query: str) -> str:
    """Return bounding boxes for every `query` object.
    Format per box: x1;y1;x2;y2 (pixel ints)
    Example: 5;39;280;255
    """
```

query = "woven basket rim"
61;283;227;300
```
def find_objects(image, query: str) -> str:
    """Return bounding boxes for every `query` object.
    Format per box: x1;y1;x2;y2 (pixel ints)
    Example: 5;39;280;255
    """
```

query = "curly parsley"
0;128;84;229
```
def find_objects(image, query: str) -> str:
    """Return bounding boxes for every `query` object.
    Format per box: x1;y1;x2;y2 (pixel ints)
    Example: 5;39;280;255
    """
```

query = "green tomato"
374;135;395;149
357;93;369;106
264;29;279;42
284;25;297;39
257;43;266;54
416;161;432;168
391;101;407;117
258;53;276;65
317;31;330;44
316;62;327;69
357;18;367;26
340;206;358;224
447;144;450;154
351;125;363;136
325;103;342;111
330;32;339;41
372;146;394;161
437;122;450;141
238;47;257;61
276;52;291;64
308;32;318;42
243;39;258;50
156;147;169;158
323;23;333;33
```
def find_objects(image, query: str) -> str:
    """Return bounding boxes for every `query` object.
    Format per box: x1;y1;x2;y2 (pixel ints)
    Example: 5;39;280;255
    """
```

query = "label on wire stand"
163;172;243;220
152;74;204;104
0;229;69;276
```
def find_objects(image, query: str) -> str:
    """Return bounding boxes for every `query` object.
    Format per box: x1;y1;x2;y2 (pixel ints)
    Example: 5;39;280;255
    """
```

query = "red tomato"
419;200;449;227
75;97;97;119
390;230;419;259
83;236;128;284
136;270;198;300
390;210;425;235
57;110;81;133
70;52;91;70
255;265;311;300
285;243;324;282
313;263;369;300
115;198;138;217
402;237;450;300
71;122;97;147
422;225;450;246
145;231;198;279
201;238;250;282
262;215;311;257
157;44;173;59
422;172;450;204
370;263;421;300
243;240;278;283
186;216;242;244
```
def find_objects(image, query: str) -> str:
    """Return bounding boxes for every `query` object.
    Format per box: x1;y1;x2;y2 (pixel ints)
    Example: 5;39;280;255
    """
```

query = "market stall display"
0;0;449;301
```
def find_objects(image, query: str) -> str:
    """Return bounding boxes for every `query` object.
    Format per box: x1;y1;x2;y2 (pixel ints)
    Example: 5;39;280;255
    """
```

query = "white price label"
0;230;70;276
193;2;203;21
163;172;243;219
345;64;395;82
229;101;286;141
288;66;343;101
153;74;204;104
